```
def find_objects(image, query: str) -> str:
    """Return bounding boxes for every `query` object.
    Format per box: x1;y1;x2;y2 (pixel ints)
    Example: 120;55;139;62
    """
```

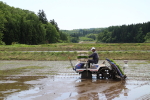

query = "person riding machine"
88;47;99;68
70;47;127;80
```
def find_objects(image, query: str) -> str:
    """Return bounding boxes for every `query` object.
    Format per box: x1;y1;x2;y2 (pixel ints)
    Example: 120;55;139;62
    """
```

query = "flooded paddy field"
0;60;150;100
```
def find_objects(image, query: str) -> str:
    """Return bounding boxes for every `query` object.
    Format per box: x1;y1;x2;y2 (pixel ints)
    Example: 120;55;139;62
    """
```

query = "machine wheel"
81;71;92;79
98;67;111;79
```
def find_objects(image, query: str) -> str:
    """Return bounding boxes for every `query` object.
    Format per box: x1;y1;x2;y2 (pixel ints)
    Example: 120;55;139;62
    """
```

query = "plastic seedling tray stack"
77;51;88;62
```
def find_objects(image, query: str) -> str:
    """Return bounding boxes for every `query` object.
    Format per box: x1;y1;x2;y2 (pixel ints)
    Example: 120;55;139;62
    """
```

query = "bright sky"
1;0;150;30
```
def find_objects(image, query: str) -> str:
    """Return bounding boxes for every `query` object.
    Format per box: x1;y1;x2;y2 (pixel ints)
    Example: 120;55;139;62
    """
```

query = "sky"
1;0;150;30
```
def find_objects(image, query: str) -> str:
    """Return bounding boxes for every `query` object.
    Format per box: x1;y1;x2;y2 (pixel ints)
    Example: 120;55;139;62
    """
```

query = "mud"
0;60;150;100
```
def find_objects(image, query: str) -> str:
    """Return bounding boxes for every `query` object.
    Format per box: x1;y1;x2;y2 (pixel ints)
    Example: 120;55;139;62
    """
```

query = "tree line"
97;22;150;43
1;1;150;45
62;22;150;43
0;1;68;45
62;28;105;43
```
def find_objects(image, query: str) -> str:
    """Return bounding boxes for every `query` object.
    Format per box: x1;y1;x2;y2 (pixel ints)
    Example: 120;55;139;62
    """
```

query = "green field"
0;43;150;60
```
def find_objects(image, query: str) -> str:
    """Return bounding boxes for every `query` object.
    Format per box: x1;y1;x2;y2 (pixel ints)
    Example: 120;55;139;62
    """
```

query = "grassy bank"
0;51;150;60
0;43;150;51
0;43;150;60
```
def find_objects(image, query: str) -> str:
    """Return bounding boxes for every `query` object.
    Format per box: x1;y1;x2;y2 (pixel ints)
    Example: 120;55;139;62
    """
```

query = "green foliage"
109;59;124;75
145;32;150;42
97;23;150;43
62;28;105;43
134;27;144;42
0;50;150;60
77;56;88;59
46;23;60;43
59;31;68;42
0;32;5;45
97;30;112;43
86;34;97;40
79;37;93;41
1;43;150;51
70;37;79;43
0;1;68;45
0;3;6;45
37;10;48;24
50;19;59;32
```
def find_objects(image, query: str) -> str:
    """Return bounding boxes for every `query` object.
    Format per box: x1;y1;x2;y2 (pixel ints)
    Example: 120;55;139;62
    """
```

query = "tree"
50;19;59;32
0;1;68;44
0;34;4;45
134;27;144;43
59;31;68;42
70;37;79;43
86;34;96;40
144;32;150;42
37;10;48;24
45;23;60;43
0;2;7;45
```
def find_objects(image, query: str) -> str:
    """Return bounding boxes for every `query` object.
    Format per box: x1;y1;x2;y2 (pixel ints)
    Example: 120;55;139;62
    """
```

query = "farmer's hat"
91;47;95;50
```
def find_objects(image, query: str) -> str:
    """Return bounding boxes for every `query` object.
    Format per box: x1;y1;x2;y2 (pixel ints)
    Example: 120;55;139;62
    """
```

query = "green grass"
0;43;150;60
1;43;150;51
0;51;150;60
79;37;94;41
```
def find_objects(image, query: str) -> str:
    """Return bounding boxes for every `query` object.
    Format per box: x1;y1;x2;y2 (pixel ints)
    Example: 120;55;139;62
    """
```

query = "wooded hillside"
0;1;68;45
0;1;150;45
62;22;150;43
97;22;150;43
62;28;105;43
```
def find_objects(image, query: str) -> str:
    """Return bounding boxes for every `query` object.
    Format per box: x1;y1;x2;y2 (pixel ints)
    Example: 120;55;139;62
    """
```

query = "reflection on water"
1;75;150;100
74;79;127;100
0;60;150;100
0;76;47;100
102;81;127;100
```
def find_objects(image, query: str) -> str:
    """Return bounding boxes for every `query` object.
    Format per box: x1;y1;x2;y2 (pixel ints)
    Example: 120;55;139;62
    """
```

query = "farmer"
88;47;99;68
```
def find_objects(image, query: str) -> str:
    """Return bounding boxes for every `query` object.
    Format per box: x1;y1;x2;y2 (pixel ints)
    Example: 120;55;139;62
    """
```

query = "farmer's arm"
89;53;95;58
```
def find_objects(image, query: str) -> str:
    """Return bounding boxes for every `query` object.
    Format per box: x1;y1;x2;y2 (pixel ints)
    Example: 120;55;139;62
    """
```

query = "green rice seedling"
17;51;21;55
40;51;45;55
24;51;29;54
110;59;124;75
11;51;17;55
77;56;88;59
46;51;51;55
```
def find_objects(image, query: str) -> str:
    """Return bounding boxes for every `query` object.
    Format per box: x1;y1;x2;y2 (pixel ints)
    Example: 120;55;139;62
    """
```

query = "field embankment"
0;43;150;60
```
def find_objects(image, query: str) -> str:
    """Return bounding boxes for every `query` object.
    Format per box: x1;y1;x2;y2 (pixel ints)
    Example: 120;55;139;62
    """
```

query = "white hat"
91;47;95;50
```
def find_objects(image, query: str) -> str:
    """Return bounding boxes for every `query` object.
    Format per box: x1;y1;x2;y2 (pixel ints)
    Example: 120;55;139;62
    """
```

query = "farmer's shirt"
89;51;99;62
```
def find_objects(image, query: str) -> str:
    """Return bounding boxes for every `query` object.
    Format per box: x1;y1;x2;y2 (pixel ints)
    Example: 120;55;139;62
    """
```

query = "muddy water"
0;60;150;100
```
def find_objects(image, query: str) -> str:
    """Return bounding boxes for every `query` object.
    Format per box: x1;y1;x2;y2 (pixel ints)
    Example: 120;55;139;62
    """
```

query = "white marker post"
123;60;128;73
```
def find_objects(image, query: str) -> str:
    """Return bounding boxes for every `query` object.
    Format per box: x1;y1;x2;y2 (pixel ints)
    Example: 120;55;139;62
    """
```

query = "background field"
0;43;150;60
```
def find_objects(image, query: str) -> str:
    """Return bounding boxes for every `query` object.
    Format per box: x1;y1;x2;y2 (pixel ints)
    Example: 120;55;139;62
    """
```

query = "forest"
62;28;105;43
0;1;68;45
97;22;150;43
0;1;150;45
63;22;150;43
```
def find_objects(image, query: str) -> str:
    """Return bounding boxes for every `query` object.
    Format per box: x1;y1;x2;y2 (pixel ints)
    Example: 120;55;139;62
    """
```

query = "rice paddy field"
0;60;150;100
0;43;150;100
0;43;150;60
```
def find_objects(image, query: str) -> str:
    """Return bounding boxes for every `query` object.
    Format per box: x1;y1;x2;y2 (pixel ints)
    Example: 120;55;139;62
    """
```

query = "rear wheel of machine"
81;71;92;79
99;67;110;79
